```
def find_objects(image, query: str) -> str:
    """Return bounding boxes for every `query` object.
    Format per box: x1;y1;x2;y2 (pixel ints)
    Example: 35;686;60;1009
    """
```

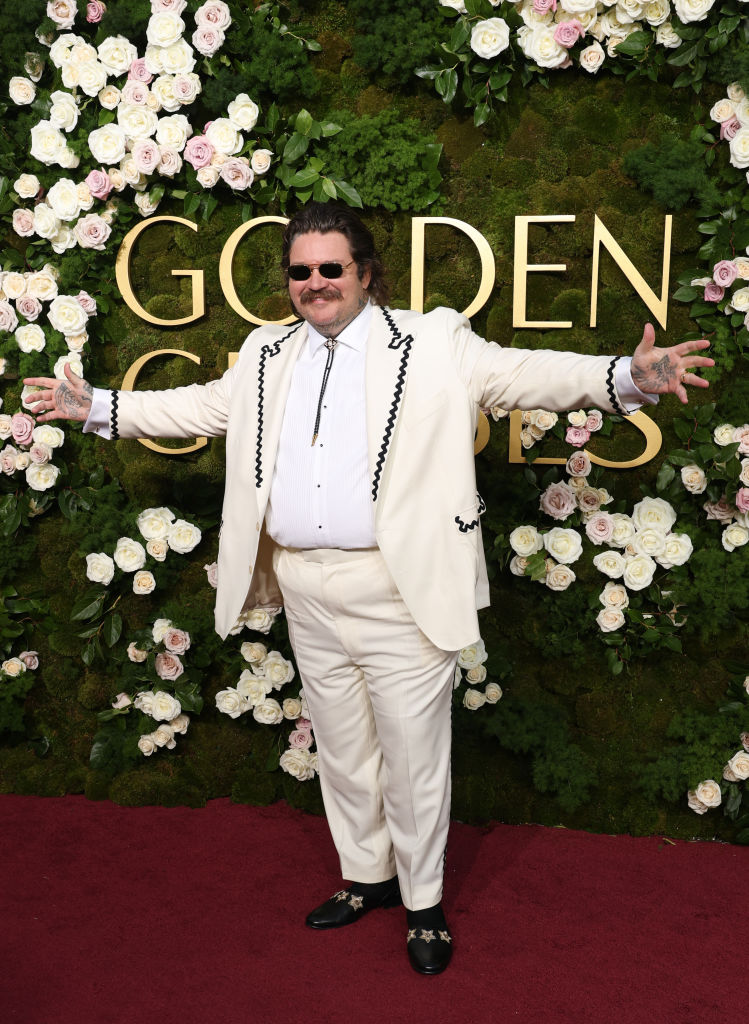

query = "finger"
639;322;655;350
64;362;83;383
682;373;710;389
680;356;715;370
23;376;59;388
673;339;712;355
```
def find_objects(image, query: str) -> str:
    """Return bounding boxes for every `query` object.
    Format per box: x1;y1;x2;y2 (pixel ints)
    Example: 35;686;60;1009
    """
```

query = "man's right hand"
22;364;94;423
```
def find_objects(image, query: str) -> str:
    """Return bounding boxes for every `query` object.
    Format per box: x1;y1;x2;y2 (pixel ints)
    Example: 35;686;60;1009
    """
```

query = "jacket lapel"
366;307;415;508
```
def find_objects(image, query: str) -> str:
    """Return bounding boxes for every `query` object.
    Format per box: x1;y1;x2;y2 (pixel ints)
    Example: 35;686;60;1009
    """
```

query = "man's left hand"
631;323;714;404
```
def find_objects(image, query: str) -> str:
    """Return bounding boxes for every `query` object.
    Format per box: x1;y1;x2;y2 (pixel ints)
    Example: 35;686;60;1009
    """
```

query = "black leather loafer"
305;877;402;929
405;903;453;974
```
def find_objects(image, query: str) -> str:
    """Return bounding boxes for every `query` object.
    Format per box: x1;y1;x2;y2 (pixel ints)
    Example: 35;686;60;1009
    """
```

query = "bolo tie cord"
311;337;337;446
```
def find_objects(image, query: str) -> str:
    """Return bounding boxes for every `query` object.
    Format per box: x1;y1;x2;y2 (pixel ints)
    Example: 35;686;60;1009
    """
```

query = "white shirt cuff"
82;387;112;439
614;356;658;414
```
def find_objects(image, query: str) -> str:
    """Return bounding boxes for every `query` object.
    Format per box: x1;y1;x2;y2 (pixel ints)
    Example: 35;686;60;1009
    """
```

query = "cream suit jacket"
110;305;627;650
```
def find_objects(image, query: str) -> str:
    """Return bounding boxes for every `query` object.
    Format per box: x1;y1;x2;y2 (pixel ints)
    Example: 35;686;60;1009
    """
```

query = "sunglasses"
287;259;355;281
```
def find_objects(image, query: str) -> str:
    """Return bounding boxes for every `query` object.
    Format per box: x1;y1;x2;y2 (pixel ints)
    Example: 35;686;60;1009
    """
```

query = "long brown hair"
281;203;390;306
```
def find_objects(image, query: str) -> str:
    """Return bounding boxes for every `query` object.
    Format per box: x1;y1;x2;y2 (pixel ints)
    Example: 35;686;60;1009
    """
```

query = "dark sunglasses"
287;259;355;281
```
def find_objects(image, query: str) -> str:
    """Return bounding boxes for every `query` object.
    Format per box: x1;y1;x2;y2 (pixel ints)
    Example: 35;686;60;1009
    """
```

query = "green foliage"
217;16;320;106
349;0;446;86
622;138;721;211
321;109;443;212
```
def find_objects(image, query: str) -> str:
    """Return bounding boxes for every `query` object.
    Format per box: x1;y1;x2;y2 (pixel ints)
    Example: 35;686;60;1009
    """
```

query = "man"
26;203;712;975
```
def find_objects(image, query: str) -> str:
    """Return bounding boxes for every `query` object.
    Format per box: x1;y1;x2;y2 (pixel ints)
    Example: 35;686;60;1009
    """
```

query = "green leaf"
672;286;699;302
306;40;322;52
183;193;200;218
295;108;314;136
668;43;700;67
282;132;310;164
474;102;491;127
71;592;107;622
614;31;651;57
290;166;319;188
435;67;458;104
102;612;122;648
331;178;362;209
656;463;676;491
321;177;337;199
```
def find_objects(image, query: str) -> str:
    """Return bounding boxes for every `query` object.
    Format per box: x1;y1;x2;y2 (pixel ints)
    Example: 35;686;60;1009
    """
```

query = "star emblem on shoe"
420;929;435;943
407;928;418;942
439;930;452;943
348;894;364;910
333;890;349;902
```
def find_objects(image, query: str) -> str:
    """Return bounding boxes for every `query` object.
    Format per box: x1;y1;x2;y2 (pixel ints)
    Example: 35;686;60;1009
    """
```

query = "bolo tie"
311;336;337;446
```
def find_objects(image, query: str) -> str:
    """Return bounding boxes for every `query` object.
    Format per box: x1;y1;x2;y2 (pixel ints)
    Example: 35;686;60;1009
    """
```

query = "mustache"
300;286;342;303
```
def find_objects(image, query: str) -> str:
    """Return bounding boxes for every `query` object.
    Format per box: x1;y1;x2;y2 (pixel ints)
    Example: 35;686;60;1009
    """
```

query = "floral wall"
0;0;747;842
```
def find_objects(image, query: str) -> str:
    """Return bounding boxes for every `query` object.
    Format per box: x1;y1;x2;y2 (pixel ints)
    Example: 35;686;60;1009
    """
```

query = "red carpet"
1;796;745;1024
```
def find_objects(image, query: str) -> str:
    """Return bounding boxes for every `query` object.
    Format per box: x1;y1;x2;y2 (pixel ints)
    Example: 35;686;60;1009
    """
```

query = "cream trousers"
272;545;458;911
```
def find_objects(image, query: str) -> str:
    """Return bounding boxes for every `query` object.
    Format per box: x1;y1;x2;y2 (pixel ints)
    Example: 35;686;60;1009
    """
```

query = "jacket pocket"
454;493;486;534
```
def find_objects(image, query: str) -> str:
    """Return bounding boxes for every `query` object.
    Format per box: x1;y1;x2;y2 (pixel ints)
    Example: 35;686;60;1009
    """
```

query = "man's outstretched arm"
630;323;713;404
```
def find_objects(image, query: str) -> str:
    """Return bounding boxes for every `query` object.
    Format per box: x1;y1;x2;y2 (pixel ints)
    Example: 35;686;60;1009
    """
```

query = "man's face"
287;230;371;336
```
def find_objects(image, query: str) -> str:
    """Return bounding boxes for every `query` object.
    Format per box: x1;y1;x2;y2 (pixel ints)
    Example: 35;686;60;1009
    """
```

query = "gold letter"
410;217;495;318
590;214;672;329
513;215;576;328
115;216;205;326
507;408;662;469
121;349;207;455
219;215;296;326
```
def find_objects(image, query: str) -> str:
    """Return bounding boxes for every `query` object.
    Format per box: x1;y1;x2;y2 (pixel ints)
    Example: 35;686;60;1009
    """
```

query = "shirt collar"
306;301;372;357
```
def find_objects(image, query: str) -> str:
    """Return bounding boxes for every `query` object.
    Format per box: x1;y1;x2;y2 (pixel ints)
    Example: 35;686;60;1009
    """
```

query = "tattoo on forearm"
632;354;675;391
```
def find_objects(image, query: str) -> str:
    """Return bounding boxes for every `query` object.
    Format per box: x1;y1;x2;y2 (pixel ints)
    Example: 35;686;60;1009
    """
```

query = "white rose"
137;505;175;540
484;682;503;704
1;657;26;677
458;639;487;670
14;174;40;199
599;581;629;608
118;104;159;140
167;518;201;553
509;524;543;557
151;75;179;113
251;148;272;176
196;165;220;188
729;129;749;170
9;77;36;105
643;0;670;24
470;17;511;58
713;423;736;446
113;536;147;572
463;688;487;710
546;563;576;591
0;417;12;441
227;93;259;132
724;751;749;781
47;178;82;221
656;533;693;569
279;747;315;781
138;735;157;756
159;39;196;75
694;779;721;807
97;35;138;75
127;643;147;663
98;85;121;110
3;273;26;300
466;665;487;685
216;687;249;719
30;121;67;165
171;713;189;735
710;98;737;123
253;697;284;725
32;204;60;240
241;641;267;665
15;324;46;354
49;90;79;131
133;570;156;594
672;0;716;21
111;692;132;709
631;497;676;534
134;690;155;714
722;523;749;551
49;295;88;335
155;113;191;151
152;724;176;749
32;424;65;448
237;671;272;706
680;464;707;494
25;463;60;491
152;618;172;644
151;690;182;722
543;527;583;564
509;555;529;576
77;61;108;98
205;118;243;156
148;11;185;47
26;268;59;301
174;73;201;105
622;553;657;591
15;452;31;472
567;409;587;427
632;527;667;558
85;552;115;584
261;651;295;690
47;0;77;27
88;123;127;164
596;607;626;632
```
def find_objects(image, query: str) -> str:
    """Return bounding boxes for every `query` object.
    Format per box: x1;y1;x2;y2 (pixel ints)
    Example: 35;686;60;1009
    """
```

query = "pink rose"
533;0;557;10
585;410;603;432
204;562;218;588
741;732;749;753
12;209;35;238
153;0;187;12
184;135;215;169
0;446;18;474
296;717;312;731
86;0;106;22
121;80;149;105
19;650;39;670
131;139;161;175
736;487;749;513
0;300;19;333
720;117;741;141
128;58;153;84
554;20;585;48
76;290;97;315
219;157;253;190
704;282;725;303
85;169;112;200
713;260;738;287
196;0;232;29
733;425;749;453
29;442;52;464
539;480;577;521
565;426;591;447
155;652;184;680
192;25;225;57
163;627;191;655
16;295;42;321
74;214;111;250
288;729;313;749
566;451;591;477
11;413;34;446
585;511;615;545
703;496;735;523
157;148;182;177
